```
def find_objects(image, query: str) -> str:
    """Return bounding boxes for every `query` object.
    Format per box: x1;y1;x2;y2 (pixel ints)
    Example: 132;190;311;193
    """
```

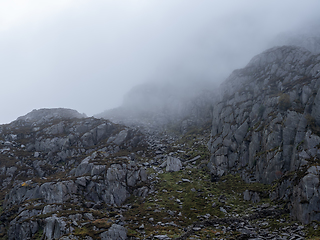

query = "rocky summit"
1;45;320;239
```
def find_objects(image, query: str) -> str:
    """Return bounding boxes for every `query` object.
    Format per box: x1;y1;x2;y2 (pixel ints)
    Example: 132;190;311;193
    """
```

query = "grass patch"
123;169;272;239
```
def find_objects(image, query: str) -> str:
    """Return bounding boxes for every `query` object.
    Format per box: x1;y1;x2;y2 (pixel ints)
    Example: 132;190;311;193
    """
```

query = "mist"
1;0;320;124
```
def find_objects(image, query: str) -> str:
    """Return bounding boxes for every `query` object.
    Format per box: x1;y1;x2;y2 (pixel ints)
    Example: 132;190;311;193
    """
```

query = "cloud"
0;0;78;31
0;0;320;123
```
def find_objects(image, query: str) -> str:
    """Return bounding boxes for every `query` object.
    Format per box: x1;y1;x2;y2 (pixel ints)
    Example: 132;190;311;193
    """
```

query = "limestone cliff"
208;45;320;223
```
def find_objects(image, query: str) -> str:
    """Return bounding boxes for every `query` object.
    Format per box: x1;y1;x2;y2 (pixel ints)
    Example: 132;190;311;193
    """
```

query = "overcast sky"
1;0;320;124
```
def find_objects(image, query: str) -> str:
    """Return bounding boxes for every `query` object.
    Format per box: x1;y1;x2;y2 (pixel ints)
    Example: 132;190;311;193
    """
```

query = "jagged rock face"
5;159;147;208
1;112;141;169
208;46;320;223
0;108;149;239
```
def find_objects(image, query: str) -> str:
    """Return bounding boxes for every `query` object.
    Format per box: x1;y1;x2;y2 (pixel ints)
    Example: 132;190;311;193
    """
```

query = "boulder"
113;129;128;145
100;224;127;240
166;157;182;172
44;215;66;240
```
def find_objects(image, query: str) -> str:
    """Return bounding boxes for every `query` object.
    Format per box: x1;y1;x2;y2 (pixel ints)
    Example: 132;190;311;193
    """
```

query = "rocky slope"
0;108;150;239
1;45;320;239
0;106;314;239
208;45;320;224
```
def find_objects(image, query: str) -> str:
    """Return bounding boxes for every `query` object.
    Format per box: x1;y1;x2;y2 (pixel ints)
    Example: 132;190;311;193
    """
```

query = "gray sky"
1;0;320;124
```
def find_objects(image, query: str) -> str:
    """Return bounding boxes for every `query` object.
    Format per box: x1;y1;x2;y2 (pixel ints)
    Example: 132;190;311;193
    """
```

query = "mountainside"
2;44;320;239
0;108;151;239
208;45;320;223
1;107;310;240
96;81;215;135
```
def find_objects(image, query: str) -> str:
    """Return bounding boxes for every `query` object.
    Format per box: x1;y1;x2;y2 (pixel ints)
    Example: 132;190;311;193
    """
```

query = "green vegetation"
33;227;43;240
306;221;320;239
278;93;291;111
123;169;272;239
305;114;320;135
73;226;95;238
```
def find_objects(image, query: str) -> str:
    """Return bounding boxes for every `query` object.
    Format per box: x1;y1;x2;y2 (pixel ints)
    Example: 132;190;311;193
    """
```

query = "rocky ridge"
0;108;150;239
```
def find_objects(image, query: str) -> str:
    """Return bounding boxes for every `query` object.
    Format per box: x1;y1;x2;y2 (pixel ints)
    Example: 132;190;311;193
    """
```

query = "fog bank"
1;0;320;123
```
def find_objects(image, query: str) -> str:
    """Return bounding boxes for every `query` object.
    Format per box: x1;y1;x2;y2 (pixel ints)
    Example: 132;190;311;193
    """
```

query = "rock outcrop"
208;45;320;223
0;108;149;239
15;108;86;125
